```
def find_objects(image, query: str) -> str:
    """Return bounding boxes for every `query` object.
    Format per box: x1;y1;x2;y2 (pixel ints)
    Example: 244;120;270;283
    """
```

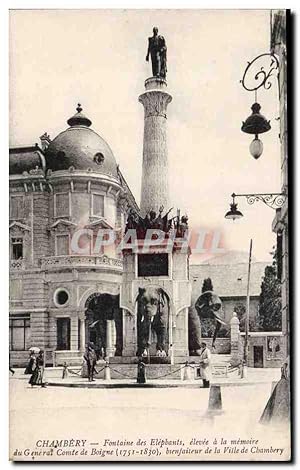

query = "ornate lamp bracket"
231;192;286;210
240;53;280;93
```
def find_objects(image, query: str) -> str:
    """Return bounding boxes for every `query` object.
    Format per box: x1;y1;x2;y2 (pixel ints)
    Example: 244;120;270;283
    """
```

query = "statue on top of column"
146;27;167;79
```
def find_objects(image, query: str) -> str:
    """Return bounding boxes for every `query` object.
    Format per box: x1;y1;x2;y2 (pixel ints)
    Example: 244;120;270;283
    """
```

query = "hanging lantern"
224;201;243;221
241;103;271;158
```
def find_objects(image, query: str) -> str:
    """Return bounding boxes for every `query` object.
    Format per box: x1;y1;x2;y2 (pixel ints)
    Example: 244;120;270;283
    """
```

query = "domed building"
9;105;138;366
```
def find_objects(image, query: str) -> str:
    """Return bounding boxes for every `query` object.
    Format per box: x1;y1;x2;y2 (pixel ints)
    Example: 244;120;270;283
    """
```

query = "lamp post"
239;238;253;378
240;53;279;159
224;191;286;373
224;191;286;220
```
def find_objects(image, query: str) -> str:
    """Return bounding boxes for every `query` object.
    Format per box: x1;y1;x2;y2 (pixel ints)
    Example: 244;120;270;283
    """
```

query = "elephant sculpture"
136;287;169;357
195;290;226;350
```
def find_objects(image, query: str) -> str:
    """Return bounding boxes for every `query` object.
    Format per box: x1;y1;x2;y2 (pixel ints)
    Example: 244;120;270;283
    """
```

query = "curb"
45;380;274;389
47;382;203;389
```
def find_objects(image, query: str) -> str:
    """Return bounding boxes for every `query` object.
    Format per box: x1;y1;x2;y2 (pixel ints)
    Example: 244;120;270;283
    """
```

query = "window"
57;318;70;350
10;196;24;220
11;238;23;260
92;193;104;217
56;234;69;255
9;317;30;351
55;193;70;218
137;253;169;277
54;288;70;307
94;152;105;165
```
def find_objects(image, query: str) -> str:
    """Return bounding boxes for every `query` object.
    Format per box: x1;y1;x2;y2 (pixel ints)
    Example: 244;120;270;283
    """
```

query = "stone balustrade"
10;259;24;270
40;255;123;270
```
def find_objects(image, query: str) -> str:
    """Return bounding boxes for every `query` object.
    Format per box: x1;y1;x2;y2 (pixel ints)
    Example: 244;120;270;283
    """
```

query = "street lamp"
224;194;244;221
241;103;270;159
225;191;286;220
240;53;279;159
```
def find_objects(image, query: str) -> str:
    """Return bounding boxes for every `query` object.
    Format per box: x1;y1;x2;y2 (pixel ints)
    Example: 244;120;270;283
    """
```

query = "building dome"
45;104;119;179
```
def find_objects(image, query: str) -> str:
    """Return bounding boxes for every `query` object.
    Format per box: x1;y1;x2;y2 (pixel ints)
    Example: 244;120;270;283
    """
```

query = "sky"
9;9;282;263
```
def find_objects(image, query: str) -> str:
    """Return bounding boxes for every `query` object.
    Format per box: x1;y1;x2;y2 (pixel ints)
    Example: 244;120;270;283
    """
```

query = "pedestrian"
29;350;46;387
24;351;35;375
84;345;97;382
137;358;146;384
199;342;212;388
62;362;68;379
28;353;38;386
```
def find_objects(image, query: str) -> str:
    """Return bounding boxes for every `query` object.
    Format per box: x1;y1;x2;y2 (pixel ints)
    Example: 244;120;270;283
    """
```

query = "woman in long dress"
29;351;45;387
28;354;38;386
24;352;35;375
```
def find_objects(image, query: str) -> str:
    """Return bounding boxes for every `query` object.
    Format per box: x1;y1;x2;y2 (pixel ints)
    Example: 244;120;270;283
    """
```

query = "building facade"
270;10;289;358
9;105;138;366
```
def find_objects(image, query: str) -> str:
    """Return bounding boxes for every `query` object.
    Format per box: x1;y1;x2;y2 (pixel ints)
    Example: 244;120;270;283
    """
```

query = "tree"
258;249;282;331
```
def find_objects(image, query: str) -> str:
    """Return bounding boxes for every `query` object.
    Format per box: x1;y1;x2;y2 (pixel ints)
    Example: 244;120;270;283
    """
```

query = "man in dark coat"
84;345;97;382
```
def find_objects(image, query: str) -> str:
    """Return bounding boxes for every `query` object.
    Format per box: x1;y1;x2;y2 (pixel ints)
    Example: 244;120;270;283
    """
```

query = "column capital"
139;90;172;119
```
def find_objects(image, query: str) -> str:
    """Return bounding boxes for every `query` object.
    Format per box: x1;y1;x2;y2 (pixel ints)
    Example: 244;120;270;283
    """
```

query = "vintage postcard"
9;9;291;461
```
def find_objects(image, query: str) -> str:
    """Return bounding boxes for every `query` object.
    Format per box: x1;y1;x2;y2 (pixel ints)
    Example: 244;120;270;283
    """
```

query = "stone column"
122;310;136;357
79;317;85;352
106;320;115;357
230;312;241;367
139;77;172;216
70;316;79;351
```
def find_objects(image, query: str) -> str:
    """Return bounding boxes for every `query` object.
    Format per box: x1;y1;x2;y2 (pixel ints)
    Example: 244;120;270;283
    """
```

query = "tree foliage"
258;249;282;331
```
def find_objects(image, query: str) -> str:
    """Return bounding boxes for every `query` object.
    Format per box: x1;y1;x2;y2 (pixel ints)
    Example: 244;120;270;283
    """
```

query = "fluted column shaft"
139;78;172;216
